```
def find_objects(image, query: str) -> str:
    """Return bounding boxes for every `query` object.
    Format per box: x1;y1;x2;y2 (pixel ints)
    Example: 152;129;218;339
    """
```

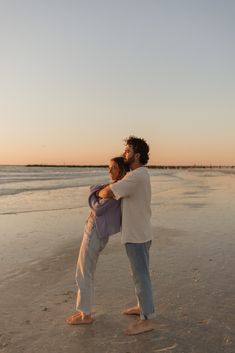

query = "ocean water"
0;165;181;215
0;166;234;279
0;165;235;216
0;166;110;215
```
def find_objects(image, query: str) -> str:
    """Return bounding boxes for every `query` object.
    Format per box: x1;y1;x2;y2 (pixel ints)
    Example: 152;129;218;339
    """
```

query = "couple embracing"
66;136;155;335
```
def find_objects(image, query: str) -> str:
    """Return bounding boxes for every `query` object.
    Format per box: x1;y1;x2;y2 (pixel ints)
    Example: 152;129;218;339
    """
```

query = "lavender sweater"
87;184;121;239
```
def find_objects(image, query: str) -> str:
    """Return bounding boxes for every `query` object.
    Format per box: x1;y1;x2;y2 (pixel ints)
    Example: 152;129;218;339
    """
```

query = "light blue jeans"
125;241;155;320
75;219;108;314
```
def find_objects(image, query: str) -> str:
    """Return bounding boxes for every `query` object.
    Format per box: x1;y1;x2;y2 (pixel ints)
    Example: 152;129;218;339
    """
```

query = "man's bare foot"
122;305;140;316
125;319;154;335
65;312;93;325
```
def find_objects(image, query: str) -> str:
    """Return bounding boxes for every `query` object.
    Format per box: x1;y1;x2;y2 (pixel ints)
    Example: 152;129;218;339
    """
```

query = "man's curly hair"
124;136;150;165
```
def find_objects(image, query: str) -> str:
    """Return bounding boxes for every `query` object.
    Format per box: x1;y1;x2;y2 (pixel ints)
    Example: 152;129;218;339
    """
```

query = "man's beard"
124;155;135;166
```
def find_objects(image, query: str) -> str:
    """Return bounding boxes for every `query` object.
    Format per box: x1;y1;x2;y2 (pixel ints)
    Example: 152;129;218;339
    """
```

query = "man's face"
123;144;135;166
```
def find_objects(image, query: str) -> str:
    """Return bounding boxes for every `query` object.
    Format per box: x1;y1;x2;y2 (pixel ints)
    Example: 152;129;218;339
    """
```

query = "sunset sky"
1;0;235;165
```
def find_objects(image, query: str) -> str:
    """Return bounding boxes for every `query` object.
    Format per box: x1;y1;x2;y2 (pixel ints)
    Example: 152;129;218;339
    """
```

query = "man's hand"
98;185;115;199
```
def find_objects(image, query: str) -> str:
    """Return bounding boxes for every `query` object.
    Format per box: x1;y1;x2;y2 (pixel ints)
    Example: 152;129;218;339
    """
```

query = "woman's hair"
110;156;130;178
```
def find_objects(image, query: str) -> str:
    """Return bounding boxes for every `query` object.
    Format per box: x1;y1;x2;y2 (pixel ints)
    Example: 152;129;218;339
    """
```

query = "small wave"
0;177;109;197
0;166;108;197
0;205;87;216
0;184;89;197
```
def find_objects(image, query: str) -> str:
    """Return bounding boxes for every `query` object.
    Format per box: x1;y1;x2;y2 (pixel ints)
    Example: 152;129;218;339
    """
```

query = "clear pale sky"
1;0;234;165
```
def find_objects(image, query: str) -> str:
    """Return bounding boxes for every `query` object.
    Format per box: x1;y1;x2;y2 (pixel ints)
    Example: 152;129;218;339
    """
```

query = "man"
98;136;155;335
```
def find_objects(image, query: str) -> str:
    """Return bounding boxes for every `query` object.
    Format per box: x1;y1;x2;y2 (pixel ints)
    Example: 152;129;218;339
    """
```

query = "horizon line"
0;164;234;169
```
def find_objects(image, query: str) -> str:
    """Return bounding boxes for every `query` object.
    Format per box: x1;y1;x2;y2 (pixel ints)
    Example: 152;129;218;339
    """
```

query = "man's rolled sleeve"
110;173;138;200
110;183;122;200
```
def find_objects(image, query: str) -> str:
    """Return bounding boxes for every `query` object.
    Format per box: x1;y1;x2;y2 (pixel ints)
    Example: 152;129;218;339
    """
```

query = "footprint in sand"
63;290;74;295
0;335;10;349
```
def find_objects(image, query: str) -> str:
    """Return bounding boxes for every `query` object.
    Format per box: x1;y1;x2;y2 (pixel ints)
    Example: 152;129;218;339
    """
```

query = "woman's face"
109;160;121;181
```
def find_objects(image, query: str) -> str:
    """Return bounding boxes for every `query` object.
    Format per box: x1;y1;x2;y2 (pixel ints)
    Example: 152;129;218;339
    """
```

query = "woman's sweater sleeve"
88;185;117;216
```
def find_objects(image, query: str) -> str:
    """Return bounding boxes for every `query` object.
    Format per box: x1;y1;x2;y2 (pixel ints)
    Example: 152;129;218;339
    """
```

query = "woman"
66;157;128;325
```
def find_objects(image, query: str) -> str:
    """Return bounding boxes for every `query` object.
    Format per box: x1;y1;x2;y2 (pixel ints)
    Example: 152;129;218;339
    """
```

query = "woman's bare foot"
65;312;93;325
122;305;140;316
125;319;154;335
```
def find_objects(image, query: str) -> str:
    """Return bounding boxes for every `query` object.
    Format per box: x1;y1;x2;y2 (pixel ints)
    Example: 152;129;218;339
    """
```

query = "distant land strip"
26;164;235;169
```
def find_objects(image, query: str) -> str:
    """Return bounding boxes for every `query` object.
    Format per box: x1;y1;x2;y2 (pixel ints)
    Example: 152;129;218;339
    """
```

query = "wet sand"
0;171;234;353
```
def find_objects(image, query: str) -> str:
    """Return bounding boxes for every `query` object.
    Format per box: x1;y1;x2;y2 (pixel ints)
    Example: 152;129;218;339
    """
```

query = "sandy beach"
0;169;234;353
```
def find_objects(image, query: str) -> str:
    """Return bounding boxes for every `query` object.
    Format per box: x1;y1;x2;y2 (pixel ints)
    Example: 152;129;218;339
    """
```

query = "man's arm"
98;185;115;199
